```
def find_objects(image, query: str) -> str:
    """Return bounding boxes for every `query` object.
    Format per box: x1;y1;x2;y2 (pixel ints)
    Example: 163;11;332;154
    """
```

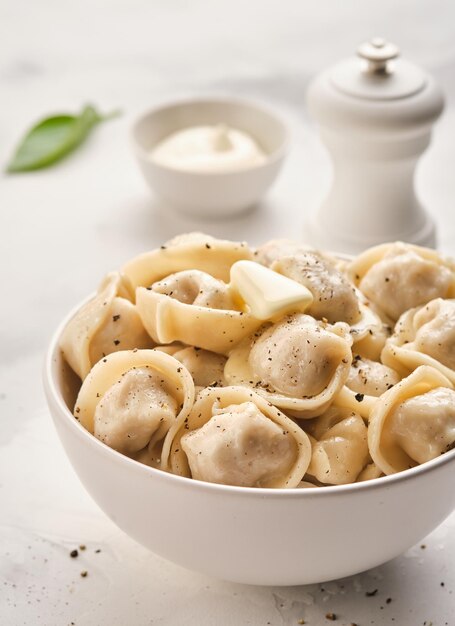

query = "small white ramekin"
131;96;289;218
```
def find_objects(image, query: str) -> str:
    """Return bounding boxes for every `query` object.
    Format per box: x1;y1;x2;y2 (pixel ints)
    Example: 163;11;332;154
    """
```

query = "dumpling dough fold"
136;269;262;354
122;232;253;289
60;272;153;380
305;406;370;485
348;294;391;360
382;298;455;384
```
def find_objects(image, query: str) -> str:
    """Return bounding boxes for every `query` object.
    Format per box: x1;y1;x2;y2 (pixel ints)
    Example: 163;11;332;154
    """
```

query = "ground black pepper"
366;589;378;597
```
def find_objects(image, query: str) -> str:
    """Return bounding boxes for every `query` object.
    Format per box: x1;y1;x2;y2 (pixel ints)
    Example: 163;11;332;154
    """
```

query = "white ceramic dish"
44;300;455;586
131;97;289;218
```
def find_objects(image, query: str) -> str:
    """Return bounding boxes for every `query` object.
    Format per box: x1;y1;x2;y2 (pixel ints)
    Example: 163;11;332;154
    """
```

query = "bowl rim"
45;292;455;499
130;94;290;177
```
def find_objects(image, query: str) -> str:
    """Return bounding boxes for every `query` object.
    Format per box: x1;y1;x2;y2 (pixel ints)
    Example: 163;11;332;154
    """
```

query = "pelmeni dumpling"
224;314;352;417
348;242;455;321
382;298;455;384
333;353;400;420
368;366;455;475
60;272;153;380
136;270;261;354
305;407;370;485
272;251;361;325
167;386;311;488
122;232;253;289
153;269;236;309
347;356;401;396
172;346;226;388
94;367;178;454
74;349;195;467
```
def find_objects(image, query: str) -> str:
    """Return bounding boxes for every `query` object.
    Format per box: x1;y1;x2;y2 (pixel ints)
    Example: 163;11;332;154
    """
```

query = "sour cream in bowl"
150;124;267;173
131;97;289;218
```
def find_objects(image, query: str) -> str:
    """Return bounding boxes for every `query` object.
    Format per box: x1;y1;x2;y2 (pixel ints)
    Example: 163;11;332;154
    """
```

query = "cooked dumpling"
332;356;397;419
152;269;236;309
73;349;195;464
382;298;455;384
347;357;401;396
248;317;346;397
122;232;253;289
388;388;455;463
272;251;361;325
60;272;153;380
182;403;297;487
348;242;455;321
368;366;455;474
172;346;226;387
224;314;352;417
94;367;178;454
136;270;261;354
305;407;370;485
168;386;312;488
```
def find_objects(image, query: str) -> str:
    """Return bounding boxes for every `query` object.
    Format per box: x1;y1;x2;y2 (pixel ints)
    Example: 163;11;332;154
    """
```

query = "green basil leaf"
6;104;120;173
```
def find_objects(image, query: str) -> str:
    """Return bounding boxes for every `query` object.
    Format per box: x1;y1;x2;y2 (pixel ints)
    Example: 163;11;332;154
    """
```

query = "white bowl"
44;302;455;586
131;97;289;218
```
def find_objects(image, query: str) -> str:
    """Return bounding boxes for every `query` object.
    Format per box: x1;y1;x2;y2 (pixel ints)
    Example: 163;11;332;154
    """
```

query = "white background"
1;1;454;624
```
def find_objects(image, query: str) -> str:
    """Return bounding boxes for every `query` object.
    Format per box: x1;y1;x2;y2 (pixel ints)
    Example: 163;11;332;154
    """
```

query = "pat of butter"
230;260;313;320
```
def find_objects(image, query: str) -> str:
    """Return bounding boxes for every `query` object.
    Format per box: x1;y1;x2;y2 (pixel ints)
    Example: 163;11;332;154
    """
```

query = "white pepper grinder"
305;38;444;253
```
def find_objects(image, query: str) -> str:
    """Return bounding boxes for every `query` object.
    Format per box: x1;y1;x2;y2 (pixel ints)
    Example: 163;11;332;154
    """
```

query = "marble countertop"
1;1;455;624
